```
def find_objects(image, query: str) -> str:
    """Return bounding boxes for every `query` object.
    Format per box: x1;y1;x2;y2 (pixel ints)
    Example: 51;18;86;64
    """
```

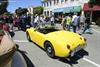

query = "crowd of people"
33;13;92;34
0;12;92;36
61;13;92;34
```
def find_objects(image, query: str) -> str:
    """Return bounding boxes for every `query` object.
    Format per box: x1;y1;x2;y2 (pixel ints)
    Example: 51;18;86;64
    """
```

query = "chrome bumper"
70;44;87;57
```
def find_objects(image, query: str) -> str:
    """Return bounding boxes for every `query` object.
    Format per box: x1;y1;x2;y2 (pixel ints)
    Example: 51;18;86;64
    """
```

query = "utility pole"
88;0;95;23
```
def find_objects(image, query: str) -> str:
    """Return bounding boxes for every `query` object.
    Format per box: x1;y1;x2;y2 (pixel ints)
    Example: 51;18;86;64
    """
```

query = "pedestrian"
79;14;86;30
50;15;54;25
82;16;92;34
61;15;66;30
33;14;40;28
8;15;13;31
66;14;72;31
72;13;79;33
19;15;27;31
40;15;44;23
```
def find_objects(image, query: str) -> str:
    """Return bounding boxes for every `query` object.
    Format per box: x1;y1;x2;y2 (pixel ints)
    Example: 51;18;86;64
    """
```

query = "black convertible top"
35;23;59;34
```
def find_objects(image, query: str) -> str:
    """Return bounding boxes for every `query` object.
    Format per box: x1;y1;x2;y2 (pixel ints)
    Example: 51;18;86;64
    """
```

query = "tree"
89;0;100;8
15;7;28;16
88;0;95;8
41;0;48;2
0;0;8;14
33;6;44;16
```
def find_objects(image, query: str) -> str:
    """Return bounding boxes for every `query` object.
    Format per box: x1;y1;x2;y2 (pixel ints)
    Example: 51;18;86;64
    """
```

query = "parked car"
26;23;87;58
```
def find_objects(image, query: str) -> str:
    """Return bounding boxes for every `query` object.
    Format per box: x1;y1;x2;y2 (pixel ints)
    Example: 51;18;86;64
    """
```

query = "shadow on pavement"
79;32;93;35
58;49;89;66
16;44;35;67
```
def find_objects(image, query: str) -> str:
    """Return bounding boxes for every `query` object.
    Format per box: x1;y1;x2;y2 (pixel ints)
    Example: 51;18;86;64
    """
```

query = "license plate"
75;45;81;52
71;45;81;57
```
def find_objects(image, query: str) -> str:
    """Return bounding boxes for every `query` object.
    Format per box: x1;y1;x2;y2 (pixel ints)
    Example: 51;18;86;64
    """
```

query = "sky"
7;0;41;13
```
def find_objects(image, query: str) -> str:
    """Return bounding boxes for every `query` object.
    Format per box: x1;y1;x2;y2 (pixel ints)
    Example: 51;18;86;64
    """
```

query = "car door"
31;30;46;48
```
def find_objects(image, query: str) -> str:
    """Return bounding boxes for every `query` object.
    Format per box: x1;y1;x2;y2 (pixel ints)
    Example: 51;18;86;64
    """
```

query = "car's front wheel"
26;32;32;42
44;41;55;58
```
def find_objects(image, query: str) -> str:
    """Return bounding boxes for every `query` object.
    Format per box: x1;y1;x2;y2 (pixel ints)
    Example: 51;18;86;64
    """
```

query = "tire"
44;42;55;58
26;32;32;42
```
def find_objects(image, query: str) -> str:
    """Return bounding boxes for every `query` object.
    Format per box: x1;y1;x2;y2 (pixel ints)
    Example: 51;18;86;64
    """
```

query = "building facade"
41;0;89;16
27;7;34;15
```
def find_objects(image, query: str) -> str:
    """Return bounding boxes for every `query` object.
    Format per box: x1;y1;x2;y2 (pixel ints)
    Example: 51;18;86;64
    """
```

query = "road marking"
83;58;100;67
14;40;29;42
92;29;100;34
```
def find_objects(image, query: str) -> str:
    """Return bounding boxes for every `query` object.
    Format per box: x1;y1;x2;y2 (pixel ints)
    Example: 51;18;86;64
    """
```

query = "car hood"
46;30;82;46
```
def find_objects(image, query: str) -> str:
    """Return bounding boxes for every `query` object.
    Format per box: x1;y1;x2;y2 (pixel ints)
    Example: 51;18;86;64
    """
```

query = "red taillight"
67;45;70;49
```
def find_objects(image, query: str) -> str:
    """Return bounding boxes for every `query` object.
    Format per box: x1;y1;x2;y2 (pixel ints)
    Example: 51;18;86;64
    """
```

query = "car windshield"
33;23;61;34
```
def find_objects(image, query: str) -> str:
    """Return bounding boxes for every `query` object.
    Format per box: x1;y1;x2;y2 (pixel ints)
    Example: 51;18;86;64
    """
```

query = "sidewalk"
91;24;100;29
91;24;100;33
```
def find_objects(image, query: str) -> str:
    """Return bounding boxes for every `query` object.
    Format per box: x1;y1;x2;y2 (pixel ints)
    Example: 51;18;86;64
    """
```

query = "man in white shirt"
34;15;40;28
72;13;78;22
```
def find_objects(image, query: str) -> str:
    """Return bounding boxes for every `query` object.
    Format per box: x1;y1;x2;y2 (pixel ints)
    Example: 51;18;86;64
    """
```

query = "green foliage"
44;0;48;2
41;0;48;2
15;7;28;16
0;0;8;14
89;0;95;3
33;6;44;16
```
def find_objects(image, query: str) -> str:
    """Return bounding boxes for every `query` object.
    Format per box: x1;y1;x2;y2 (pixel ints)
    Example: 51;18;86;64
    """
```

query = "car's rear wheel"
44;41;55;58
26;32;32;42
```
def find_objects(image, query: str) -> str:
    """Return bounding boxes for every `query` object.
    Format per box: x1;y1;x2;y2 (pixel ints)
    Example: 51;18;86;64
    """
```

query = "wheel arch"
43;40;56;58
44;40;50;48
26;31;32;42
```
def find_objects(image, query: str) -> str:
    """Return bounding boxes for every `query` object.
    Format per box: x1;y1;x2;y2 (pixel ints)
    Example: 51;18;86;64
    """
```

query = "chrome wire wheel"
44;42;55;58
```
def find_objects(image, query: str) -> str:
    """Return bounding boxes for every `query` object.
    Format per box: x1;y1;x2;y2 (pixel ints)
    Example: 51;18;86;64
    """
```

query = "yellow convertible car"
26;23;87;58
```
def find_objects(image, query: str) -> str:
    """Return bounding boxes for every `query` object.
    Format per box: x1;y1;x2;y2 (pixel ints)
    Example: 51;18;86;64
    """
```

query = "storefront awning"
63;7;73;13
83;3;100;11
72;6;81;12
53;8;64;12
64;6;81;13
53;6;81;13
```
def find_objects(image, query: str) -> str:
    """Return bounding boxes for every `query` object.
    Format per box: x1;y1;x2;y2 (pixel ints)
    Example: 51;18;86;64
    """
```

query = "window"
47;11;49;16
44;3;46;7
57;0;59;3
44;11;46;16
71;0;74;1
61;0;64;3
42;3;44;7
54;0;56;5
65;0;67;2
50;11;52;15
50;1;52;6
47;2;48;6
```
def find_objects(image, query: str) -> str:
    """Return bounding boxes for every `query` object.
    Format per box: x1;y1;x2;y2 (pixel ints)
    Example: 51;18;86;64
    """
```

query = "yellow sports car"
26;23;86;58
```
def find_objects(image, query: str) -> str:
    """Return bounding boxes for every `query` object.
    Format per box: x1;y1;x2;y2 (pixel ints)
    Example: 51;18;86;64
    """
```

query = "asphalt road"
13;25;100;67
